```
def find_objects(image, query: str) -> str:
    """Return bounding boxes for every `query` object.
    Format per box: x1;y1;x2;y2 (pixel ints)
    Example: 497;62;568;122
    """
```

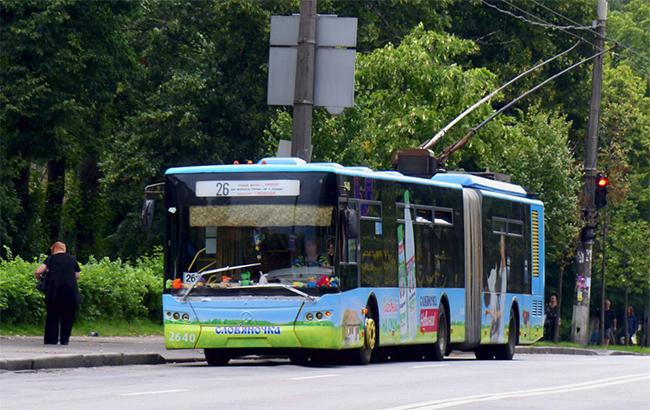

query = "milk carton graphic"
397;224;408;341
398;191;417;341
404;191;418;340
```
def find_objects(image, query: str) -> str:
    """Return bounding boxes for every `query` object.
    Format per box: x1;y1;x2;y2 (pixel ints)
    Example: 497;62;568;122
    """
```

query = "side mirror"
141;199;155;229
342;208;359;239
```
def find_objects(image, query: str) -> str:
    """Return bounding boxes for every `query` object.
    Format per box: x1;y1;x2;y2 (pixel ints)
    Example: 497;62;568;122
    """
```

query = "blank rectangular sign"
270;15;357;47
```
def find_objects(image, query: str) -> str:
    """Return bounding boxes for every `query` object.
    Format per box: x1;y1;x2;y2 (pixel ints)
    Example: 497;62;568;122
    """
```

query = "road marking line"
410;364;448;369
288;374;339;381
383;372;650;410
119;389;191;396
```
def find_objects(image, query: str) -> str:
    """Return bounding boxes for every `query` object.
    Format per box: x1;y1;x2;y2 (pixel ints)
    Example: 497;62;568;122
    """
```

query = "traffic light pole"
571;0;607;345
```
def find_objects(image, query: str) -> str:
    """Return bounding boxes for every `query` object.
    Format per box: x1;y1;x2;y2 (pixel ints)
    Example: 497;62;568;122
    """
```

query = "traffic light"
595;173;609;209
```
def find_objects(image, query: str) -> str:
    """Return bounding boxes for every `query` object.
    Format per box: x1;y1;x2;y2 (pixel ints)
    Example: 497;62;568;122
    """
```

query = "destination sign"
196;180;300;197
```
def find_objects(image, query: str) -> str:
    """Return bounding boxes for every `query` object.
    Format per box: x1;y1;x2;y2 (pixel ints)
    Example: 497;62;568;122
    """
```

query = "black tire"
474;346;495;360
204;348;230;366
289;351;311;366
495;313;517;360
356;304;378;365
430;308;448;361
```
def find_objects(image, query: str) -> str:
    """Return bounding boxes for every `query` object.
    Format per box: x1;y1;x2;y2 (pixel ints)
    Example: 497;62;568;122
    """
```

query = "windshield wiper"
181;263;261;301
238;283;316;302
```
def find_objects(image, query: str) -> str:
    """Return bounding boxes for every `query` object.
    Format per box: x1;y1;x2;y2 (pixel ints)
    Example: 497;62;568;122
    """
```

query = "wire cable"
420;40;581;150
482;0;593;31
435;46;615;164
530;0;650;66
506;0;648;77
496;0;598;49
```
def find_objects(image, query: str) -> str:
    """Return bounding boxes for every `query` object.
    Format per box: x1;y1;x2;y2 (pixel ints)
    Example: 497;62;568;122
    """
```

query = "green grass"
0;318;163;337
536;340;650;354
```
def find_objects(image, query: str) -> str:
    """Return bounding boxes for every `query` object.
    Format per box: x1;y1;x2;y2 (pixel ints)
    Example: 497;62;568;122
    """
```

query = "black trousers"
44;302;77;344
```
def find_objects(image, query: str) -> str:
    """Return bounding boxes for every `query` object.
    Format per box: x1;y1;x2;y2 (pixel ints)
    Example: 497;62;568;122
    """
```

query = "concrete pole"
291;0;317;162
600;207;608;344
571;0;607;345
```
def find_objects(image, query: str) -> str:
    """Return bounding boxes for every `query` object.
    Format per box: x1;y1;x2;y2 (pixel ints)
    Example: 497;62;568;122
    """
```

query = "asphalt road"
1;353;649;410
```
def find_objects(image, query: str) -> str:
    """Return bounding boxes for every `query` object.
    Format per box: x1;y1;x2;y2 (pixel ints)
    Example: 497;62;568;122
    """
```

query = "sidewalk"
1;336;641;372
0;335;204;371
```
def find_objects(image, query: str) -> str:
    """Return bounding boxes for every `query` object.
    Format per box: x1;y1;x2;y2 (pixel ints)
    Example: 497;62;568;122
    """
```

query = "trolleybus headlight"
306;313;314;321
325;311;331;318
316;312;323;320
181;313;190;321
172;312;180;320
165;311;172;318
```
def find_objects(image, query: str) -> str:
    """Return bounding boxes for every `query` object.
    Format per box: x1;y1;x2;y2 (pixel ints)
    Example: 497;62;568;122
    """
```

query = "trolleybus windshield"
165;172;339;296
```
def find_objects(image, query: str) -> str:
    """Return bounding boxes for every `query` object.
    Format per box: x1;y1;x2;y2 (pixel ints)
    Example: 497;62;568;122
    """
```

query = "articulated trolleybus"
159;156;545;365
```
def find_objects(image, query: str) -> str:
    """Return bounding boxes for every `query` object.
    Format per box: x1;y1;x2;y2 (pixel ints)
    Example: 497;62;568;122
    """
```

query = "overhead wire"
481;0;593;31
529;0;650;67
420;40;581;150
494;0;598;49
435;45;615;164
494;0;648;77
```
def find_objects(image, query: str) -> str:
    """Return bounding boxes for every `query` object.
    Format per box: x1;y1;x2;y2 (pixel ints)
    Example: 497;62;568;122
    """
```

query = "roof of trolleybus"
165;157;543;206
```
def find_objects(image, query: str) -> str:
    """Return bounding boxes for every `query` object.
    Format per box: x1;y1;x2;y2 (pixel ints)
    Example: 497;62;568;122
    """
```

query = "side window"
413;206;434;288
338;200;359;290
340;201;359;265
360;201;385;287
433;221;456;287
490;211;528;294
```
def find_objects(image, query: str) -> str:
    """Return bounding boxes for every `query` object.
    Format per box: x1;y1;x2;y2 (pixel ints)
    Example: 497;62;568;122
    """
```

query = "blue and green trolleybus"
158;156;545;365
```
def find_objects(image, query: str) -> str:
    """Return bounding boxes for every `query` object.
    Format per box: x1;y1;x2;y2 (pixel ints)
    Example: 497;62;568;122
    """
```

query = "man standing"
603;299;617;347
544;293;559;342
34;242;81;345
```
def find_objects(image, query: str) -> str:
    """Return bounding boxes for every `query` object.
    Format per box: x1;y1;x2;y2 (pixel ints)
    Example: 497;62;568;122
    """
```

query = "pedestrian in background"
33;242;81;345
625;306;638;345
603;299;617;346
544;293;559;342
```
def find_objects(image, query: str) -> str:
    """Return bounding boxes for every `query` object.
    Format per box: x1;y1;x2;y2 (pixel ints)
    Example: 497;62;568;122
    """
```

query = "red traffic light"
596;175;609;188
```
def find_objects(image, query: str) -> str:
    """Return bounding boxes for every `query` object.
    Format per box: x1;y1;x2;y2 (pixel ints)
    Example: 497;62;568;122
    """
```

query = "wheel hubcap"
439;325;446;354
365;317;376;350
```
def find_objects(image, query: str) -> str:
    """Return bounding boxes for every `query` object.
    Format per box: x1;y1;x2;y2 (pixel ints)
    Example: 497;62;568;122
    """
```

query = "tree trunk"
44;158;66;243
624;287;629;346
643;289;650;347
9;163;32;256
555;264;564;343
76;153;101;260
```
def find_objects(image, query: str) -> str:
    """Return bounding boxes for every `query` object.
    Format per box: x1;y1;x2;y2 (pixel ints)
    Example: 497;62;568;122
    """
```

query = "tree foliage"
0;0;647;318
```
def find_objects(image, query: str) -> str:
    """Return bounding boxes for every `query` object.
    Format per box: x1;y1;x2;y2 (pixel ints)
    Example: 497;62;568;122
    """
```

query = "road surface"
1;353;648;409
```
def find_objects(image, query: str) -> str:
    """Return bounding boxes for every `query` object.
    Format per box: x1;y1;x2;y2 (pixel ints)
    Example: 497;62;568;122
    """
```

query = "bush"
0;249;163;325
0;252;45;324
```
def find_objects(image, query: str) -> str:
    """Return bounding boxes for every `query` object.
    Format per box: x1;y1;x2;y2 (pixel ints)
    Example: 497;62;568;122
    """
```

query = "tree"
266;26;581;270
266;25;499;168
1;0;137;259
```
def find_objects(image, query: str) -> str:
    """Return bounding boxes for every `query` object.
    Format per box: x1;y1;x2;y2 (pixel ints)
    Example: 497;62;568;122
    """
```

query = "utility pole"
291;0;317;162
599;207;608;344
571;0;607;345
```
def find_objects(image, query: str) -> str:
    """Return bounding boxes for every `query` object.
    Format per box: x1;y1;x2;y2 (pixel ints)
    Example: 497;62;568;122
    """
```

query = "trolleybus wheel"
474;346;494;360
430;308;448;361
496;313;517;360
356;305;377;365
289;351;311;366
204;348;231;366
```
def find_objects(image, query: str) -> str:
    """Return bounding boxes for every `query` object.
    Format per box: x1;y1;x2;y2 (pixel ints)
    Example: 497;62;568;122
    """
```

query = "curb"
0;352;197;372
2;346;642;371
516;346;601;355
516;346;643;356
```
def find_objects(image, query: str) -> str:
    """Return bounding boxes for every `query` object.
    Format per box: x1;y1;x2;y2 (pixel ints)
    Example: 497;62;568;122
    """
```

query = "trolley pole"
571;0;607;345
291;0;317;162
